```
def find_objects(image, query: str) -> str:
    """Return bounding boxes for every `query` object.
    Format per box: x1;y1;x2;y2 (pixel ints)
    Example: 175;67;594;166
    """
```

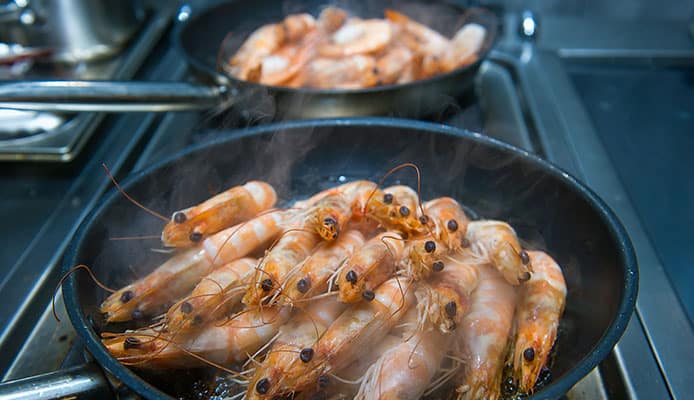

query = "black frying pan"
62;118;637;400
0;0;497;119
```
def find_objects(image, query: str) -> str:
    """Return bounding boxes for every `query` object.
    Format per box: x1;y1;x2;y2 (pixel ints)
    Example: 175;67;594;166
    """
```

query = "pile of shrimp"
97;170;566;400
224;7;488;89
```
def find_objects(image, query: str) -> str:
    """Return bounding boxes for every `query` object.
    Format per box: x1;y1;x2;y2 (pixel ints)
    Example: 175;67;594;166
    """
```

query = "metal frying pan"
0;0;498;119
59;118;637;399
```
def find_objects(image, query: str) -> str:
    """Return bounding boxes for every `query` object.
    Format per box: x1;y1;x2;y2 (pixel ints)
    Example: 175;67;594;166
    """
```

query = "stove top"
0;2;692;400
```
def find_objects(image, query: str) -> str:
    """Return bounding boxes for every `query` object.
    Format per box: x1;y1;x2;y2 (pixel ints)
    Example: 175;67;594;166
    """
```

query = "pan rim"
63;117;638;400
173;0;499;96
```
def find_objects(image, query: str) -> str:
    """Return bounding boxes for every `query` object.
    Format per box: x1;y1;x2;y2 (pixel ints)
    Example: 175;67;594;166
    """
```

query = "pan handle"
0;363;112;400
0;80;226;112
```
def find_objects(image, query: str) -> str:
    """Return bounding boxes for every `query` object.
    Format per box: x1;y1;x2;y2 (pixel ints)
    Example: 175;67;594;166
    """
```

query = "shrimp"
263;277;414;395
511;251;566;394
294;55;379;89
103;306;291;369
355;308;452;400
376;45;414;85
161;181;277;248
299;192;354;242
228;23;285;81
165;257;256;334
102;210;288;322
465;220;533;285
258;39;316;86
317;6;348;33
368;185;424;235
101;248;212;323
281;230;365;304
243;229;320;306
441;23;486;72
336;232;405;303
281;13;316;42
454;265;516;400
415;255;479;333
318;19;392;58
246;298;345;400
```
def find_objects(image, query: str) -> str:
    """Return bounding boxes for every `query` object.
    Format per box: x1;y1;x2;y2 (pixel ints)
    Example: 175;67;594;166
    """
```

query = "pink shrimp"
165;257;256;334
161;181;277;248
465;220;533;285
246;298;346;400
228;23;285;81
376;45;415;85
512;251;567;394
243;229;321;306
336;232;405;303
441;23;487;72
103;305;291;369
294;55;379;89
454;265;516;400
318;19;393;58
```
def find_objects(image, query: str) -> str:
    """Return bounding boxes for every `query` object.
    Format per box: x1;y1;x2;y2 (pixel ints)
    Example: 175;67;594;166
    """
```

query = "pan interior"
67;122;633;399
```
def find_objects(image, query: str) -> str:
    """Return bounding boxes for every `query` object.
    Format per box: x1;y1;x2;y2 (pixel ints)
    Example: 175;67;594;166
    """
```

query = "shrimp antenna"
102;163;168;222
363;162;424;214
109;234;161;241
53;265;115;322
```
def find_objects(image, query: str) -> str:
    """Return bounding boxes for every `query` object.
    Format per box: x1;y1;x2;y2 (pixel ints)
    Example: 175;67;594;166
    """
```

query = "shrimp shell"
319;19;393;58
512;251;566;393
465;220;532;285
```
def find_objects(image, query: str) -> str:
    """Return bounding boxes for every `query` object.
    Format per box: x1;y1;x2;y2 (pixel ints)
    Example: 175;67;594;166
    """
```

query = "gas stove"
0;1;691;399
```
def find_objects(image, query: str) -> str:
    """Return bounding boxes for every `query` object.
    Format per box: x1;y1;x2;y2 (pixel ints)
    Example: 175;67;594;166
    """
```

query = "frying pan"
60;118;637;399
0;0;498;119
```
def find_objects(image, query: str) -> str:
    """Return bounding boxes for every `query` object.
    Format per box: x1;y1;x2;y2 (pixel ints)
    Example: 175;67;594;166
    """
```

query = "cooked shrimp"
282;230;365;304
295;55;379;89
441;23;486;72
299;192;354;241
512;251;566;393
165;257;256;334
271;277;414;394
103;306;291;369
246;298;345;400
101;248;212;323
281;13;316;42
466;220;533;285
356;308;452;400
376;45;414;85
318;19;392;58
317;6;348;33
161;181;277;248
366;185;424;235
243;229;320;306
415;255;479;333
336;232;405;303
259;39;316;86
455;265;516;400
228;23;285;80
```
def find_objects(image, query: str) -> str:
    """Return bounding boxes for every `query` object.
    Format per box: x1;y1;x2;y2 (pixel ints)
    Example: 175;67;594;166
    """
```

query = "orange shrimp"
511;251;566;394
161;181;277;248
294;55;379;89
164;257;256;334
318;19;393;58
281;230;365;304
261;277;414;396
376;45;414;85
316;6;348;33
454;265;516;400
281;13;316;42
228;23;285;81
298;192;354;242
246;298;345;400
336;232;405;303
415;255;479;333
465;220;533;285
103;306;291;369
441;23;486;72
243;229;320;306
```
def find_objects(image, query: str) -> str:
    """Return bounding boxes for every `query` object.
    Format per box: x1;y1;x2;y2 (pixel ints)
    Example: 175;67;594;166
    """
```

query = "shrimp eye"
180;301;193;314
362;290;375;301
261;279;274;291
323;217;337;227
419;215;429;224
520;250;530;265
447;219;459;232
345;270;358;284
173;212;187;224
399;205;410;216
300;347;314;362
297;277;311;293
520;271;531;282
131;310;143;319
383;193;393;204
424;241;436;253
460;237;470;248
120;290;134;303
124;337;141;350
318;375;330;388
432;261;444;272
193;315;204;325
445;301;457;317
256;378;270;394
523;347;535;362
189;232;203;242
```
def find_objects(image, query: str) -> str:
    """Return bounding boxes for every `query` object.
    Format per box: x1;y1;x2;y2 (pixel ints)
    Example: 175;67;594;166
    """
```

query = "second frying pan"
0;0;498;119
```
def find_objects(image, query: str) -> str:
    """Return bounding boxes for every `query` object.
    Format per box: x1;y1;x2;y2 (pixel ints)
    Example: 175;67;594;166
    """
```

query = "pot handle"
0;363;112;400
0;80;226;112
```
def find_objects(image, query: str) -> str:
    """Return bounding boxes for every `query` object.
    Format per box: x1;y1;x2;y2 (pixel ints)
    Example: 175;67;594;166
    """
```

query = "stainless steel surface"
0;0;143;63
0;364;110;400
0;80;224;112
0;3;175;161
